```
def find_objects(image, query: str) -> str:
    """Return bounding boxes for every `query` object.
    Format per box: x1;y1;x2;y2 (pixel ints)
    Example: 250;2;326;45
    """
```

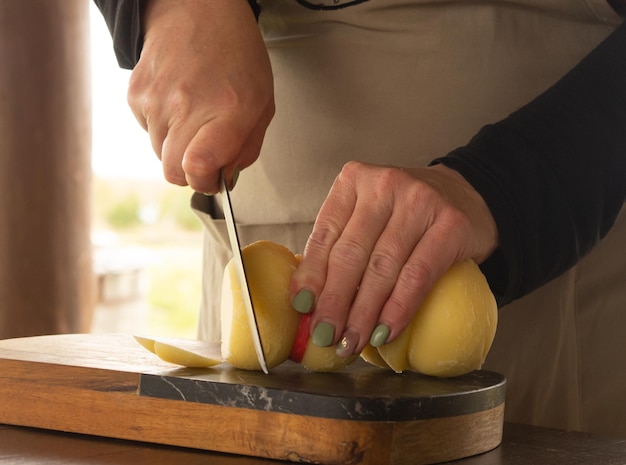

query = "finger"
337;197;427;355
310;185;393;347
161;111;250;190
377;207;470;344
160;121;197;186
181;112;265;193
289;164;361;317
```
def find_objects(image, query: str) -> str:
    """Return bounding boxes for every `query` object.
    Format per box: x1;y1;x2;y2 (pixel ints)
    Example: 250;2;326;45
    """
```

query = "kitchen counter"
1;422;625;465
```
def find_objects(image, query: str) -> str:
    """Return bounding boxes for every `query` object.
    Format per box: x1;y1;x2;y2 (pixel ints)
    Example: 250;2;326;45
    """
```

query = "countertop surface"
1;422;625;465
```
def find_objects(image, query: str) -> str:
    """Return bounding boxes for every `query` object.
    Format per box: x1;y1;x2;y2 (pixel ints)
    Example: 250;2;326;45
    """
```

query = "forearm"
434;21;626;306
92;0;260;69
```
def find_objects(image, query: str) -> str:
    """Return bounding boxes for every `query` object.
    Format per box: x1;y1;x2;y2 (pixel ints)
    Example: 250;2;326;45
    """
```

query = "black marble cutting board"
139;360;506;422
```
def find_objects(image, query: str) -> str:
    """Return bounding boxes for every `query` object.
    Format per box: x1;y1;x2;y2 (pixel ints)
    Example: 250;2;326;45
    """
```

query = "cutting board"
0;333;505;464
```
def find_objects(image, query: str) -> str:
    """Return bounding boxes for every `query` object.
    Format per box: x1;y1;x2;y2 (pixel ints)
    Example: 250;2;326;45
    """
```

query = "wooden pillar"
0;0;93;338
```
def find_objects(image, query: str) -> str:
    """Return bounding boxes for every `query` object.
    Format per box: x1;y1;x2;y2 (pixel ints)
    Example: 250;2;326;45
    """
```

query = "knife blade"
220;171;269;374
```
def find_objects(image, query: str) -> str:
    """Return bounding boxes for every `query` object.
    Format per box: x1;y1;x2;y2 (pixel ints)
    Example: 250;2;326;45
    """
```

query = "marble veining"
138;361;506;421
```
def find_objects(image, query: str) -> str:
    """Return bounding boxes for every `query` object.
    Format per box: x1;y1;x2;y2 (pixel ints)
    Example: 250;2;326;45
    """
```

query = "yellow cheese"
363;258;497;377
137;243;497;378
221;240;301;370
134;335;156;354
376;320;414;373
153;340;222;368
359;343;390;369
405;259;497;377
133;335;222;368
300;340;358;372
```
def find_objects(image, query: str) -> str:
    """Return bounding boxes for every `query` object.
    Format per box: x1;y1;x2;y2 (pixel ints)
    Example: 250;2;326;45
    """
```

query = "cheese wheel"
221;240;301;370
366;259;498;377
406;259;497;377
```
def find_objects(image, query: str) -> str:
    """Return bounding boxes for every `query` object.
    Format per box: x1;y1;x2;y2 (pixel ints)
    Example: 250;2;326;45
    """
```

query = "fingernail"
369;324;390;347
292;290;314;314
336;328;359;357
312;321;335;347
229;167;240;191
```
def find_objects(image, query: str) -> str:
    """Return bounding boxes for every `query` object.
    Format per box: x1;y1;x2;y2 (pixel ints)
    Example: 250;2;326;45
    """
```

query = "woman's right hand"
127;0;274;193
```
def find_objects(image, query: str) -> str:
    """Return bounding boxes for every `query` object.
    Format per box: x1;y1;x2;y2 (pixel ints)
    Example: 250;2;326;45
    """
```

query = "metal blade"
220;172;269;374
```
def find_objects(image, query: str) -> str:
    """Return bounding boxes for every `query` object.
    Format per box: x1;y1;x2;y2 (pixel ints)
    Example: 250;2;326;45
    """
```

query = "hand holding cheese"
221;240;497;377
136;240;497;377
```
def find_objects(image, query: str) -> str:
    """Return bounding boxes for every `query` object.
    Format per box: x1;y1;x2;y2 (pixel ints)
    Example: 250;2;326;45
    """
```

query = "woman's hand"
289;161;498;356
127;0;274;193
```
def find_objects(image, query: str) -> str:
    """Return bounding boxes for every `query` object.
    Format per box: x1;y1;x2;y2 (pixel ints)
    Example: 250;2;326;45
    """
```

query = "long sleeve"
433;21;626;307
93;0;144;69
92;0;261;69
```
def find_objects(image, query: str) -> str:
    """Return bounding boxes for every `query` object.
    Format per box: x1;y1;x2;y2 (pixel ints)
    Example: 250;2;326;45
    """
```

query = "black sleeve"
92;0;144;69
431;20;626;307
92;1;261;70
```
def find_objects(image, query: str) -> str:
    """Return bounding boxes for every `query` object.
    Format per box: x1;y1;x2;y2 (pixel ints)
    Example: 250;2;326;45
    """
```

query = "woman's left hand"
289;161;498;356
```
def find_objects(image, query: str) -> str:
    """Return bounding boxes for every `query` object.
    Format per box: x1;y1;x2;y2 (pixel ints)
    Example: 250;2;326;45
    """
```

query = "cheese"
221;240;301;370
405;259;498;377
365;259;498;377
300;340;358;372
137;243;497;378
133;335;222;368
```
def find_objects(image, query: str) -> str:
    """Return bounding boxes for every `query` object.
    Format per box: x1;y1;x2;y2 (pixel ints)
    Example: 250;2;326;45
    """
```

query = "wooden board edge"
0;354;504;464
391;403;504;465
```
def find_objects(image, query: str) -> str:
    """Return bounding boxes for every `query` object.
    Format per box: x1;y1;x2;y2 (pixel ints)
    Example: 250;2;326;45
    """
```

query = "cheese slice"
133;335;222;368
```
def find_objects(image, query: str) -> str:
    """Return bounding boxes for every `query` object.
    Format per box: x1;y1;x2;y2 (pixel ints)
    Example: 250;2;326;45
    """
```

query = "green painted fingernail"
369;324;390;347
292;290;314;314
312;322;335;347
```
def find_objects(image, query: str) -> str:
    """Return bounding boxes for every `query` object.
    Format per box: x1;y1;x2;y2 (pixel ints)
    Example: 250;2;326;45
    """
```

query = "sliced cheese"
133;335;222;368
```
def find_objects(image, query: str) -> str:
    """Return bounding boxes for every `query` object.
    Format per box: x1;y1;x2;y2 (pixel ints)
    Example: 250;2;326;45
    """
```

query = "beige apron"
195;0;625;436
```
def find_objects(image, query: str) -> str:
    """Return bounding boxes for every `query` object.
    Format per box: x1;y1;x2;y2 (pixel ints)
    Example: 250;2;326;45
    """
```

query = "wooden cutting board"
0;333;505;464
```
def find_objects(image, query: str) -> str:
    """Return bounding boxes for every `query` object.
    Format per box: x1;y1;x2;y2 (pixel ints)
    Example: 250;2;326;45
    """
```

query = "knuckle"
398;257;437;296
384;295;414;322
166;87;195;122
405;182;437;209
341;160;363;175
429;205;473;243
305;221;341;254
336;161;366;186
367;251;401;282
442;206;472;230
163;170;188;186
182;145;216;177
126;70;145;105
319;288;351;312
330;238;370;270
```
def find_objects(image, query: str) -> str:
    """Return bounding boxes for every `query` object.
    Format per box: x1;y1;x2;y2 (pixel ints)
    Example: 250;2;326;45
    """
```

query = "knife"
220;171;269;374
